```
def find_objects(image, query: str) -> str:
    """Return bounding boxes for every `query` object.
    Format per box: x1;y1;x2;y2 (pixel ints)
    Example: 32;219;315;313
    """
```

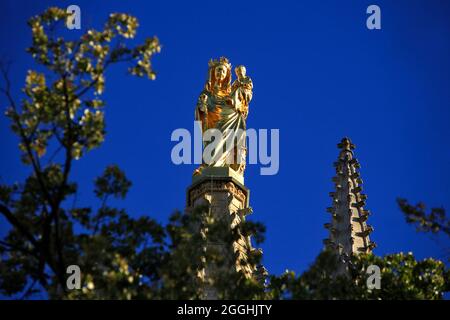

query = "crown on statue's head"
208;56;231;70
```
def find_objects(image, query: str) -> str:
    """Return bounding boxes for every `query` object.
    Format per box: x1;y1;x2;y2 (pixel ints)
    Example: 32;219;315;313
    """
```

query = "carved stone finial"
337;137;356;151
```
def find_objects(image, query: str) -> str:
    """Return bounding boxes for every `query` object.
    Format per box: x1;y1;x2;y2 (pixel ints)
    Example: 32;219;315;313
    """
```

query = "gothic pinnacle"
323;137;376;259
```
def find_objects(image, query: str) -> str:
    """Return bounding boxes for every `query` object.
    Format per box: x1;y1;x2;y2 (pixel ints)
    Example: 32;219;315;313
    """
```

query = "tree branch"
0;204;39;249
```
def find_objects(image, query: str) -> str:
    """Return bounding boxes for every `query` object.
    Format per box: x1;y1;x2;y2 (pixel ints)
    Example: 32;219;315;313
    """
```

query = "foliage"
0;7;160;298
268;250;448;300
158;207;266;299
397;198;449;237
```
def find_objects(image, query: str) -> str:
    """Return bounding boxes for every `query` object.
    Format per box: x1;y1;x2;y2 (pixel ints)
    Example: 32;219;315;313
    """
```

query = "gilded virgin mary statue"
194;57;253;177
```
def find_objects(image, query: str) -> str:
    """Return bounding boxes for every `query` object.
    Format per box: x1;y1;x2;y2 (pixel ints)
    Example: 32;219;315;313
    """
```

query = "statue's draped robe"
195;87;247;170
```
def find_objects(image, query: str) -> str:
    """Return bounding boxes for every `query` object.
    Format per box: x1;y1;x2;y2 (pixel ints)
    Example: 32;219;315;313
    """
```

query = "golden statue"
194;57;253;176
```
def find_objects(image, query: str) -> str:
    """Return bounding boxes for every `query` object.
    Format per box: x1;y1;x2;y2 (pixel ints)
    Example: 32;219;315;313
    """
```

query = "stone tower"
186;167;266;299
186;57;265;298
323;137;376;269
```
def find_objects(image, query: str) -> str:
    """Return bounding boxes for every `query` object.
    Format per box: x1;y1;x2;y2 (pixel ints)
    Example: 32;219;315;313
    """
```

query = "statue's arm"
196;92;208;112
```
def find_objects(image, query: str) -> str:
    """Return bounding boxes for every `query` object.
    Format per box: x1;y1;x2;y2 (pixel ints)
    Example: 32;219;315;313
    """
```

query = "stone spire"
323;137;376;263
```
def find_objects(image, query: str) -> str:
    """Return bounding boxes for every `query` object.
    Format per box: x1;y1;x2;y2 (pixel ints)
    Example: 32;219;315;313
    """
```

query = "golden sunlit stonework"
194;57;253;177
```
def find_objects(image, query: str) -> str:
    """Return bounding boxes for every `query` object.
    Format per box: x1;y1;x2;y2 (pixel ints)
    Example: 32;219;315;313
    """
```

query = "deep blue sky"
1;0;449;280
